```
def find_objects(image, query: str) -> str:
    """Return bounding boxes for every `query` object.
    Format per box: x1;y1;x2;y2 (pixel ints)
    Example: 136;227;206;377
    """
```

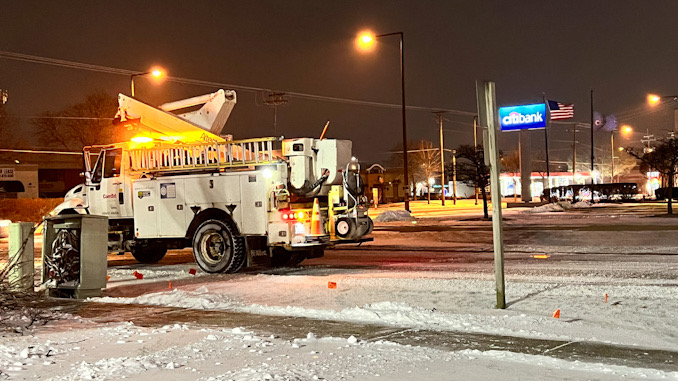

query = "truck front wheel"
131;241;167;264
192;219;245;273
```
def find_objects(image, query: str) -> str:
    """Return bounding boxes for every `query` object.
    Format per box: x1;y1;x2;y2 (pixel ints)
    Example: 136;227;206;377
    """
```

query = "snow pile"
525;203;564;213
570;201;593;208
374;210;415;222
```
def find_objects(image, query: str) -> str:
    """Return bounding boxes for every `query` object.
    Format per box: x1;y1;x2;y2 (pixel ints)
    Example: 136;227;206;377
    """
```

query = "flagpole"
590;89;595;183
543;94;550;191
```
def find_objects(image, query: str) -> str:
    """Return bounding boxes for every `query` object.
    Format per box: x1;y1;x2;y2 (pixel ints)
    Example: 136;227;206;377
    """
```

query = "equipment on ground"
50;89;372;273
42;214;108;298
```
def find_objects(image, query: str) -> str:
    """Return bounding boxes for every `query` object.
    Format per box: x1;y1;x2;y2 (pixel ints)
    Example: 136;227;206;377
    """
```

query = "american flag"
547;100;574;120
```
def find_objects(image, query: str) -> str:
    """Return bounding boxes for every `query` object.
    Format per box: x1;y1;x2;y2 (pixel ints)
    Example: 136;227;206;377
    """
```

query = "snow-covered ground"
2;203;678;379
4;321;676;380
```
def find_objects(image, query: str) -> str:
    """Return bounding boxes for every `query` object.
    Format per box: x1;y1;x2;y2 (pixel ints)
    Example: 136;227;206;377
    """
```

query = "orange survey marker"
328;282;337;289
133;271;143;280
605;293;608;303
169;281;173;289
106;275;110;282
552;309;560;318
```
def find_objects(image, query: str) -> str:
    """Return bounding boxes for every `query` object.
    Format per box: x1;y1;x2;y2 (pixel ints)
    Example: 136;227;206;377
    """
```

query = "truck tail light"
281;210;309;221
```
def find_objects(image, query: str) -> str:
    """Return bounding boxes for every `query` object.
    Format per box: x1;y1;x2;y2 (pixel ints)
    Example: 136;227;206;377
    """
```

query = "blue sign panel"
499;103;546;131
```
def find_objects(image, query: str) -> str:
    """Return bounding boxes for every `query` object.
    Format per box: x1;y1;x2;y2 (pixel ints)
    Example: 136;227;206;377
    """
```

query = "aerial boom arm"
115;89;237;143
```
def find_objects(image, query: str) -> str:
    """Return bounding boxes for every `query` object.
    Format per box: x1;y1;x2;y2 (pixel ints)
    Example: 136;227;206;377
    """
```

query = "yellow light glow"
621;125;633;136
648;94;661;106
131;136;153;143
297;211;305;219
533;254;550;259
618;146;625;151
150;67;165;79
356;31;376;52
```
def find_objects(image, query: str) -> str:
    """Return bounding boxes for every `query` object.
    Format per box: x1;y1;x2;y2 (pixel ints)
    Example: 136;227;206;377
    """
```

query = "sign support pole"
476;80;506;309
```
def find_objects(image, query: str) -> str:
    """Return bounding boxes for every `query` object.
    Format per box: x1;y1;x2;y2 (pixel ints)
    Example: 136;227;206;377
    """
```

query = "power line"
0;115;112;120
0;148;81;155
0;50;475;116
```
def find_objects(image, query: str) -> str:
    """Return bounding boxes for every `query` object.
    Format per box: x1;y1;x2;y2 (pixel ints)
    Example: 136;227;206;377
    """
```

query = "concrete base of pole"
8;222;35;293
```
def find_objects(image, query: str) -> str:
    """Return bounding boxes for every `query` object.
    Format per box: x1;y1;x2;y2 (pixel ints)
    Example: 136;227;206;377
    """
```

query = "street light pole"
371;32;409;211
130;68;166;98
356;31;409;211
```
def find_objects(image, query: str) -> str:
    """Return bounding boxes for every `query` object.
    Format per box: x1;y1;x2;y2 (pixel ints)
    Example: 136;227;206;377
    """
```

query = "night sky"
2;1;678;164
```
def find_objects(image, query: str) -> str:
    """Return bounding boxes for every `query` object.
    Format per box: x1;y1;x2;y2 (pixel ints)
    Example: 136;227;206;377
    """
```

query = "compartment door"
157;180;186;237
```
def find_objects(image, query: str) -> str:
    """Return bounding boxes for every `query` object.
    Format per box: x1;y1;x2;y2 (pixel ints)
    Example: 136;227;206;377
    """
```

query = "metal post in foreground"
476;80;506;309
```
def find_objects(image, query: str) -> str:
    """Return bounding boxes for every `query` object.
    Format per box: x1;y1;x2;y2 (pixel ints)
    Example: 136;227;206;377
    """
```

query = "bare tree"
32;91;120;151
626;138;678;215
411;140;441;203
455;144;490;219
501;150;520;202
613;150;637;181
389;140;427;200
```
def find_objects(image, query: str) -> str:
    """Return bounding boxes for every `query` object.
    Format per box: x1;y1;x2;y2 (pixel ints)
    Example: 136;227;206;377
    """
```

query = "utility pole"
436;112;446;206
452;150;457;205
641;129;657;153
610;131;615;183
263;92;288;137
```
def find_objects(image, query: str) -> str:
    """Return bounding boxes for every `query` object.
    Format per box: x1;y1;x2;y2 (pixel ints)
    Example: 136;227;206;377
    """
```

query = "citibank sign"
499;103;546;131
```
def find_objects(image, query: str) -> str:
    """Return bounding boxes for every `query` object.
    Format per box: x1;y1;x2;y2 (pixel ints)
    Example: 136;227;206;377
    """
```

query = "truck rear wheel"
131;241;167;264
192;219;245;273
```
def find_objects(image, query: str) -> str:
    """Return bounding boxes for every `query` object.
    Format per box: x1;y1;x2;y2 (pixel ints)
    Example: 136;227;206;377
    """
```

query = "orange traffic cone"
310;198;325;236
552;309;560;318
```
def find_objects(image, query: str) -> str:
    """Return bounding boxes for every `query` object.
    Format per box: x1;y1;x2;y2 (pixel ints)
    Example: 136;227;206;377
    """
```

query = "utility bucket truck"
50;89;373;273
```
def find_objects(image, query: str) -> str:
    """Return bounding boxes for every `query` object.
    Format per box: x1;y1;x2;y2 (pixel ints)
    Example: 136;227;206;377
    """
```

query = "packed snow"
373;210;415;222
2;321;677;380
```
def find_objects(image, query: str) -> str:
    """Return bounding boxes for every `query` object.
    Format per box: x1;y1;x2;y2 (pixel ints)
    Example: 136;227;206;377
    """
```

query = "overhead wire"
0;50;475;116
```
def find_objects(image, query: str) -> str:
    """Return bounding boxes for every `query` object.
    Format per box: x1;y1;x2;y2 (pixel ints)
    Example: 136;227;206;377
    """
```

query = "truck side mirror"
80;171;92;184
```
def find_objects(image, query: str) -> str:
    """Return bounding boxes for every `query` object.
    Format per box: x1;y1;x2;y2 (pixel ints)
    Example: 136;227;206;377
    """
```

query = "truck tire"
131;241;167;264
192;219;245;273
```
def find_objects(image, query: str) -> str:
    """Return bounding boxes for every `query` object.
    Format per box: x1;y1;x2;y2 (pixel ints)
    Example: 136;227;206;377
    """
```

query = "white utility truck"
51;89;372;273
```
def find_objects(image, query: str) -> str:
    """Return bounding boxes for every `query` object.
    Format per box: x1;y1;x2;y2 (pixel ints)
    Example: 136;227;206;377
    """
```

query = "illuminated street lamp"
357;30;410;212
131;67;166;97
647;93;678;134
